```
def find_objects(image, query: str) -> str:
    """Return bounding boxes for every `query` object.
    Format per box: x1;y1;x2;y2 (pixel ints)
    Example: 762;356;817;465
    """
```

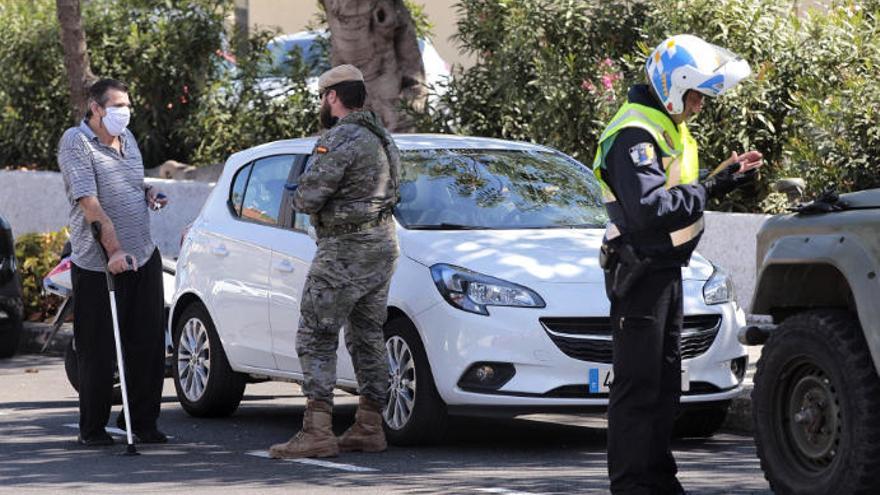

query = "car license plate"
588;367;691;393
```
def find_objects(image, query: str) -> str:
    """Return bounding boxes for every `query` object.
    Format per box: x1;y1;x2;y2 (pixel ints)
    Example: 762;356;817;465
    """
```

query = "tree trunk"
56;0;96;122
321;0;426;132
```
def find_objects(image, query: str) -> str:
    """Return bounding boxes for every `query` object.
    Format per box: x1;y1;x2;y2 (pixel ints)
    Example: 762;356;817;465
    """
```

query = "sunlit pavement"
0;354;771;494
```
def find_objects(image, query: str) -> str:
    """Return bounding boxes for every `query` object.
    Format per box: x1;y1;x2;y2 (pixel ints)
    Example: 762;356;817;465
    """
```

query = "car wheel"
0;313;22;358
383;317;448;445
173;302;246;417
64;339;122;405
673;401;729;439
752;310;880;495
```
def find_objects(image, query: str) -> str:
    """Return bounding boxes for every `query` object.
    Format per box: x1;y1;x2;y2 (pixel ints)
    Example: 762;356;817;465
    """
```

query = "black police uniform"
600;85;710;495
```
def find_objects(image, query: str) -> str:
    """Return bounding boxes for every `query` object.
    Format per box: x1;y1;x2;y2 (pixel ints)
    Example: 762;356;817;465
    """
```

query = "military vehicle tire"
752;310;880;495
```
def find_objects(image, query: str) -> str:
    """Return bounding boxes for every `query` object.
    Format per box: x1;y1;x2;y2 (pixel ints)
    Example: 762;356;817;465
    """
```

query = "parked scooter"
42;242;176;399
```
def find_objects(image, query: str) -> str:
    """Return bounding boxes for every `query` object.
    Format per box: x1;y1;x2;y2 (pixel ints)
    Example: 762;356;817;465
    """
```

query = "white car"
259;30;450;99
170;135;748;444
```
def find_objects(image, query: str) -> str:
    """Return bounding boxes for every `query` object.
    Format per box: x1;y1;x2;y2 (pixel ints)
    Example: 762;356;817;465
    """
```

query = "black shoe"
133;429;168;444
77;432;114;446
116;415;168;444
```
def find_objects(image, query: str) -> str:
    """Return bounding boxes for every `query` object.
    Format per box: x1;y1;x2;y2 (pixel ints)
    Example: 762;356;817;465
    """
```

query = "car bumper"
412;279;748;409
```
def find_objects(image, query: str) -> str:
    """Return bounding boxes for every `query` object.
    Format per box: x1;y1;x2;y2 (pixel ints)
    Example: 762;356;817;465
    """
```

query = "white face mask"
101;106;131;137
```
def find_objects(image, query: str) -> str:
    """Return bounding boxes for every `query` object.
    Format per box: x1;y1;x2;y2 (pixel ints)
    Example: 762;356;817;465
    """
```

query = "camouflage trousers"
296;222;399;406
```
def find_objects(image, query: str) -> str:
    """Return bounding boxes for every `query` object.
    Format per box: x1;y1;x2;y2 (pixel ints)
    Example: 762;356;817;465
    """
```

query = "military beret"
318;64;365;91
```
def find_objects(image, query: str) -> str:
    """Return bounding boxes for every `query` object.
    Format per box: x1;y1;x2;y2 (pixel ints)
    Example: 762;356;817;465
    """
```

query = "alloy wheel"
177;317;212;402
384;335;417;430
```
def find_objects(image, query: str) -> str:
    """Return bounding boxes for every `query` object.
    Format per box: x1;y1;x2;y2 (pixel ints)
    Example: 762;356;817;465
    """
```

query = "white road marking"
476;489;544;495
63;423;174;439
246;450;378;472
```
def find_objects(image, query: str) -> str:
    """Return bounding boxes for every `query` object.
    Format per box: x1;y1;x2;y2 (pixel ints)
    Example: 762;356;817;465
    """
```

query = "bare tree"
56;0;96;122
321;0;426;132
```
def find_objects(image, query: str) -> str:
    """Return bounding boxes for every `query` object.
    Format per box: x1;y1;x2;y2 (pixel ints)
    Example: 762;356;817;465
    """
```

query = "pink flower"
581;79;596;92
602;57;614;67
601;74;614;91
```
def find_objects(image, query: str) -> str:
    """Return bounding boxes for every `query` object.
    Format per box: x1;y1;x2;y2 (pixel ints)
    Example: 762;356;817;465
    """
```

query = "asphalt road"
0;354;771;494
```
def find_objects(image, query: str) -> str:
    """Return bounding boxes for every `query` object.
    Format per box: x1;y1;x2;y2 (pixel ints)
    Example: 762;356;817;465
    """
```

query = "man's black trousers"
606;267;684;495
72;249;165;438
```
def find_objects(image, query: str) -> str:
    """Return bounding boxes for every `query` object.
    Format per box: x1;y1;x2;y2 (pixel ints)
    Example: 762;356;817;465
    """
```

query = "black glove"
701;163;757;200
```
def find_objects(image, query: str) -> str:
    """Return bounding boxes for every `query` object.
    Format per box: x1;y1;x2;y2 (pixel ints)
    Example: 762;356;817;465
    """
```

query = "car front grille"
541;314;722;364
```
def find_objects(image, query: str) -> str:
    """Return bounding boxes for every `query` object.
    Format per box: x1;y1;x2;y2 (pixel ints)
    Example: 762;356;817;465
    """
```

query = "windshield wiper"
564;223;605;229
405;223;485;230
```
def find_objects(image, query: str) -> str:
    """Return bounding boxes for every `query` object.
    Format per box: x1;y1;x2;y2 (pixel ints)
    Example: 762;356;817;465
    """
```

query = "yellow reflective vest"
592;102;700;203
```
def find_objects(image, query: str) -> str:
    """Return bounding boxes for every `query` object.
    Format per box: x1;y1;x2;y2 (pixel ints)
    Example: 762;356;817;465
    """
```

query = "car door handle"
274;260;294;273
211;245;229;257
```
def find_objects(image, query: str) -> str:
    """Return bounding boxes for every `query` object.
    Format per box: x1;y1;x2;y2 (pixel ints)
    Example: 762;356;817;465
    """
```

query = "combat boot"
269;400;338;459
338;397;387;453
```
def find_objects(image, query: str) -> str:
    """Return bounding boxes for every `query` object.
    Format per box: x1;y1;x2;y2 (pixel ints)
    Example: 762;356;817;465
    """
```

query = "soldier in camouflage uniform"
269;65;400;459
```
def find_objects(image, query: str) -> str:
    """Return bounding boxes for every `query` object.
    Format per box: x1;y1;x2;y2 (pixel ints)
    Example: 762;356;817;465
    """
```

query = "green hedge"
418;0;880;212
14;229;68;321
0;0;317;170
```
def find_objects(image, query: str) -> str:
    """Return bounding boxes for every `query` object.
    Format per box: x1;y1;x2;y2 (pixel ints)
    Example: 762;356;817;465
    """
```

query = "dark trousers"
72;249;165;438
606;267;684;495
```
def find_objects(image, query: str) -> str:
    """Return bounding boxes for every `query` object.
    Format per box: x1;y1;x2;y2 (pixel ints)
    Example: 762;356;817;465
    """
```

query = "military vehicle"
743;187;880;494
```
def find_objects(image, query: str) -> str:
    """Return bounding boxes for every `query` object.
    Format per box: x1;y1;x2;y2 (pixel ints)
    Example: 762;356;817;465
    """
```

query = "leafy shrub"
421;0;880;212
181;30;319;166
0;0;230;170
412;0;648;163
0;1;71;171
14;229;67;321
83;0;230;169
779;3;880;196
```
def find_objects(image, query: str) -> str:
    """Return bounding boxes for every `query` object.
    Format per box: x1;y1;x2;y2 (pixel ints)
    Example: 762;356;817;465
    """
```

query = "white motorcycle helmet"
645;34;752;115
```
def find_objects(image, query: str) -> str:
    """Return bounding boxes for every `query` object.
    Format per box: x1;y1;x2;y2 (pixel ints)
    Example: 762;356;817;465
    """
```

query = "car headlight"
703;267;734;305
430;263;545;316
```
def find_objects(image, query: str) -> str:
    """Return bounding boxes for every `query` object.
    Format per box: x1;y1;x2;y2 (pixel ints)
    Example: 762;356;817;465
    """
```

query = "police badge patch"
629;143;657;167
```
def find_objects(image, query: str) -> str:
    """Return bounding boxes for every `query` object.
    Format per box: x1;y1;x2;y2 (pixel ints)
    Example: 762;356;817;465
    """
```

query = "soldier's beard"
319;102;338;129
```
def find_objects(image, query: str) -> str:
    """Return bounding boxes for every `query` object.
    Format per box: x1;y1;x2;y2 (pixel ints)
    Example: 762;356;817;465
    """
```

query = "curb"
18;321;72;356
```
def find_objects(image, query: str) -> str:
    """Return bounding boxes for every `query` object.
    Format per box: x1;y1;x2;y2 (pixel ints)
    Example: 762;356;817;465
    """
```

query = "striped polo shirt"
57;121;156;272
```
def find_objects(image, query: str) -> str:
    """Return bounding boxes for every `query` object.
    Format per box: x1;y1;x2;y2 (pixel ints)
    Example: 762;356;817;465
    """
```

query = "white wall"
699;211;770;313
0;170;214;258
0;170;768;311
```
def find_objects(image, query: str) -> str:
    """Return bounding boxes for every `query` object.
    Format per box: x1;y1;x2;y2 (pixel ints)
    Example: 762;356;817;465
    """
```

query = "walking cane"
90;221;139;456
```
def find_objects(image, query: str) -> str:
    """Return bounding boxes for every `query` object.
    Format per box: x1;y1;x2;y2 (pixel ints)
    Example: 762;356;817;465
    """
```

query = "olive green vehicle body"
751;188;880;375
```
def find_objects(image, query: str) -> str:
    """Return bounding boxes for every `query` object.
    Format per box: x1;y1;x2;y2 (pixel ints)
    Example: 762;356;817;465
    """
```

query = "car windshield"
267;38;330;77
396;149;608;230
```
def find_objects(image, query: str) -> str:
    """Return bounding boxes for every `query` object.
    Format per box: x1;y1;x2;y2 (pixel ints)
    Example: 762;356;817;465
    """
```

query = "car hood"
398;228;715;284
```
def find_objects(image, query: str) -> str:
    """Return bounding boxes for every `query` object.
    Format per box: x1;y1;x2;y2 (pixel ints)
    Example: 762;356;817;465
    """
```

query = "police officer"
269;65;400;459
593;35;763;494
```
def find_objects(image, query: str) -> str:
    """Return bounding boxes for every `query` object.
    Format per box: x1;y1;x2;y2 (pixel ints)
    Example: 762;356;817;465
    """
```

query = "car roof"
233;134;557;161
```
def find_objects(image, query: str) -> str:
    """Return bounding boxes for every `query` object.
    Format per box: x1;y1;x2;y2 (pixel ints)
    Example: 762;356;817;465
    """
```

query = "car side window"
288;154;314;232
229;163;253;217
240;155;295;226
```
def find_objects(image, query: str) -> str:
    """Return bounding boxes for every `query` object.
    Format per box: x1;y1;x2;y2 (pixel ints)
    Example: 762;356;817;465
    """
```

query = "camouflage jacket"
293;111;400;229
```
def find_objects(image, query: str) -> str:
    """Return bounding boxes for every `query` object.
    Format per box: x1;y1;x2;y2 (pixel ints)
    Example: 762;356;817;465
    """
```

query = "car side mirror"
773;178;806;203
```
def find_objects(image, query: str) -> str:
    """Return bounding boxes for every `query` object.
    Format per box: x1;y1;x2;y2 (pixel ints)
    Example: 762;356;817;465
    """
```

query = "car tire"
752;310;880;495
673;401;729;439
0;315;22;358
383;317;448;446
64;339;123;405
173;302;246;417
